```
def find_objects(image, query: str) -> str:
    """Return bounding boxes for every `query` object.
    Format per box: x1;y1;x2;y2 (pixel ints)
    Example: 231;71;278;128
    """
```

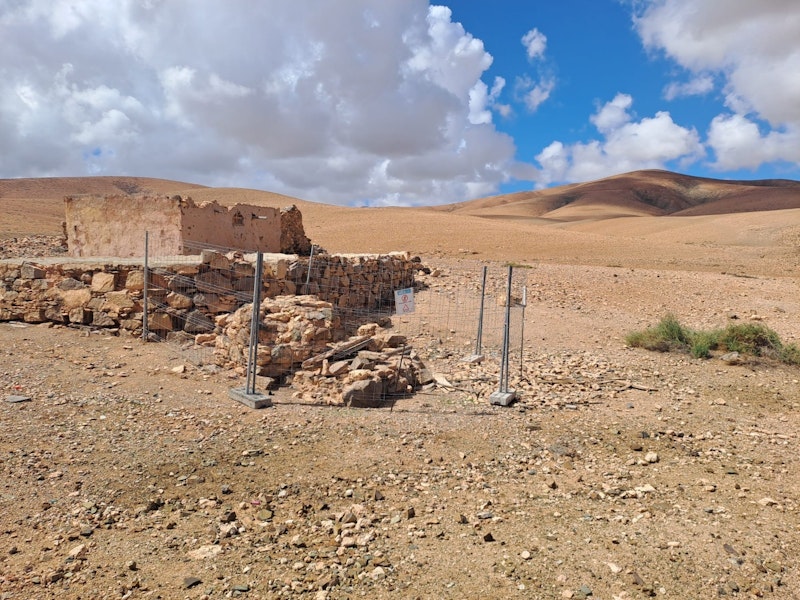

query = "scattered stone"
645;451;659;463
188;545;223;560
183;576;202;589
719;351;742;365
5;395;31;403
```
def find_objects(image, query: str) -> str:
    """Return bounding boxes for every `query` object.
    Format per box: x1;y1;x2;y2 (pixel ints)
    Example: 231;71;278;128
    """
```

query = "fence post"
229;251;272;409
519;285;527;378
462;266;487;363
305;244;315;293
490;265;517;407
142;231;149;342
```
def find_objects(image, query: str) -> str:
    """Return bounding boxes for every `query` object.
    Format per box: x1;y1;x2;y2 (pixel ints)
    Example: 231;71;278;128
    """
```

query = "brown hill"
1;171;799;276
439;169;800;221
0;176;207;238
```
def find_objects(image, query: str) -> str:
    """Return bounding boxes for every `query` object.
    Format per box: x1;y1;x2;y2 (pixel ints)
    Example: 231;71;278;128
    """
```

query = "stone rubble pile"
291;322;433;408
210;298;432;406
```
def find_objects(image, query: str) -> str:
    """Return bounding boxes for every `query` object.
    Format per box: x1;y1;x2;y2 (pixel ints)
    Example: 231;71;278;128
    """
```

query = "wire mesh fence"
142;233;531;402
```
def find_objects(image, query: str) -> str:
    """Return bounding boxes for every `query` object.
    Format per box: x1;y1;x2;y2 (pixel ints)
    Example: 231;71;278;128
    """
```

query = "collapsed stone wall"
0;251;415;335
212;299;432;406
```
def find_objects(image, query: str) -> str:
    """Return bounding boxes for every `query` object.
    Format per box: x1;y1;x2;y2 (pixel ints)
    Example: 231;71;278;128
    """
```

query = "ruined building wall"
65;195;308;258
65;195;183;258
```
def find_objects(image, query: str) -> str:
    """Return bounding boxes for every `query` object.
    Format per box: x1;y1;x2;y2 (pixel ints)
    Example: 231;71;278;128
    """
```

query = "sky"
1;0;799;206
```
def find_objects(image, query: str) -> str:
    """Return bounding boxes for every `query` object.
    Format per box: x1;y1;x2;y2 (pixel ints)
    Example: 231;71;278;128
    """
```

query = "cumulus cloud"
534;93;704;186
635;0;800;171
522;28;547;61
0;0;522;205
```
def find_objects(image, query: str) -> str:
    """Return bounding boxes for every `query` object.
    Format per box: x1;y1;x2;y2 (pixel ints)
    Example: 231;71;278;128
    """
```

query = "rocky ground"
1;239;799;600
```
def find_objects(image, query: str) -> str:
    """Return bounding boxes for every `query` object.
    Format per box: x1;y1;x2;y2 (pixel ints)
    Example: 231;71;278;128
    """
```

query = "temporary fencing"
142;232;529;403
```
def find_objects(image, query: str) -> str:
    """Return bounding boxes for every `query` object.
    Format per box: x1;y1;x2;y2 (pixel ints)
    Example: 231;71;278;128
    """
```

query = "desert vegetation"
626;314;800;364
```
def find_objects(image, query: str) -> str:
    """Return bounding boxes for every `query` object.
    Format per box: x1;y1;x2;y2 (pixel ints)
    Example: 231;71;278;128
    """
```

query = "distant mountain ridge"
1;170;798;222
436;169;800;221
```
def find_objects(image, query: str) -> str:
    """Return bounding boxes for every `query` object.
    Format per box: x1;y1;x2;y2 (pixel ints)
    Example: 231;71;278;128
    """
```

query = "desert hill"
1;170;799;276
437;169;800;221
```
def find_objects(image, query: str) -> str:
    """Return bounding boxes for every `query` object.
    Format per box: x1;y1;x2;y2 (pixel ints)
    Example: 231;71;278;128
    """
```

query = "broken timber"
301;335;372;371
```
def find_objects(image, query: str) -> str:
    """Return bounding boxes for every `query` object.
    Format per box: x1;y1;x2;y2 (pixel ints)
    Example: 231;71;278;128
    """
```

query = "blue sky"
1;0;798;205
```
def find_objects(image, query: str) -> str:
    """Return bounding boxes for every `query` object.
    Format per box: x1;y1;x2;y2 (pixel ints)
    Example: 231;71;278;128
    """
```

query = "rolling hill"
1;170;799;276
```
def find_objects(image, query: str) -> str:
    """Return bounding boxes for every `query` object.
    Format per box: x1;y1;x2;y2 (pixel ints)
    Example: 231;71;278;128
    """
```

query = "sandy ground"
1;177;800;599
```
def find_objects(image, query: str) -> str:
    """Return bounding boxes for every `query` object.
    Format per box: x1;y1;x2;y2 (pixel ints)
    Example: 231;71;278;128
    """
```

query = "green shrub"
626;314;692;353
690;330;719;359
779;343;800;366
717;322;782;356
627;316;798;367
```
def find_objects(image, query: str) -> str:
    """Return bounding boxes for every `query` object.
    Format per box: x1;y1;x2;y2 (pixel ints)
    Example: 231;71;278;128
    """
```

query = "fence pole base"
489;390;517;407
228;387;273;409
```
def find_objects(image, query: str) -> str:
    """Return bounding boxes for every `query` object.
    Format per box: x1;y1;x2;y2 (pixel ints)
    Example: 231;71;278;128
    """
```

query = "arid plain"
1;171;799;599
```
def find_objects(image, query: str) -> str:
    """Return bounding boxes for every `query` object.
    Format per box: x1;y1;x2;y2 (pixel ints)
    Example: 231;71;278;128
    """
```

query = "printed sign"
394;287;415;315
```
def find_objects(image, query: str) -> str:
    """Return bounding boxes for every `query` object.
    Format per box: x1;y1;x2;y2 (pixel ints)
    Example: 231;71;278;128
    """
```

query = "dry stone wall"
0;251;416;337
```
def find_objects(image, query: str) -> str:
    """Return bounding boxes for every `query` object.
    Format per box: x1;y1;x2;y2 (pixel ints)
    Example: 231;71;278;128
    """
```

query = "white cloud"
707;114;800;170
535;94;704;186
663;74;714;100
0;1;522;205
522;28;547;61
590;93;633;133
635;0;800;171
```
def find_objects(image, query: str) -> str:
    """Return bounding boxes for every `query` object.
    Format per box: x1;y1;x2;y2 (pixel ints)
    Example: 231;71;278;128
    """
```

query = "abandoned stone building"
64;194;312;258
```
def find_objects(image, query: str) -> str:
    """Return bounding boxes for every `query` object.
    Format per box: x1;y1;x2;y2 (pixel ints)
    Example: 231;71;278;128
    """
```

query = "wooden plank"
301;335;372;370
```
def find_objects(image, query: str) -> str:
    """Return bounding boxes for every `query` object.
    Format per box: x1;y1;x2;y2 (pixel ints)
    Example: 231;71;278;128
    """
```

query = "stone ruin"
64;194;311;257
2;193;430;406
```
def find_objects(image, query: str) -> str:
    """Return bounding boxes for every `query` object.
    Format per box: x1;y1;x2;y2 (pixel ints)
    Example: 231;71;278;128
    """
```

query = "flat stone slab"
228;387;272;409
5;395;32;403
489;390;516;407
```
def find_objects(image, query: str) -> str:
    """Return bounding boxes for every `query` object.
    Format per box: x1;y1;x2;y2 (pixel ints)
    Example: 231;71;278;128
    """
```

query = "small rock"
719;352;741;365
520;550;532;560
188;545;222;560
482;532;494;542
183;576;202;589
406;506;415;519
645;452;659;464
232;583;250;592
5;395;32;403
764;559;782;572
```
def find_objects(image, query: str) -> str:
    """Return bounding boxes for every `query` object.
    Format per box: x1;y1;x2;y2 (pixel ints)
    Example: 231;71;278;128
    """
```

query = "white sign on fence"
394;287;415;315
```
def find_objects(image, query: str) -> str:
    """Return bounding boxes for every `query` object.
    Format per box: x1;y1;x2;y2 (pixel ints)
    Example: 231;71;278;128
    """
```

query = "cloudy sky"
1;0;799;205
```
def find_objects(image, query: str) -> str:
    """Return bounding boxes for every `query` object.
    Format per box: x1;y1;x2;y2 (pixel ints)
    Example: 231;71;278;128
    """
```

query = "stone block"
91;272;116;292
166;291;194;309
69;307;91;324
20;264;46;280
148;312;173;331
125;270;145;291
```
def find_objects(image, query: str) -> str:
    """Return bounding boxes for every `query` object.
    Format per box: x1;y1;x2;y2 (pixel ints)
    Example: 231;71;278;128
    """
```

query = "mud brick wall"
0;251;415;335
